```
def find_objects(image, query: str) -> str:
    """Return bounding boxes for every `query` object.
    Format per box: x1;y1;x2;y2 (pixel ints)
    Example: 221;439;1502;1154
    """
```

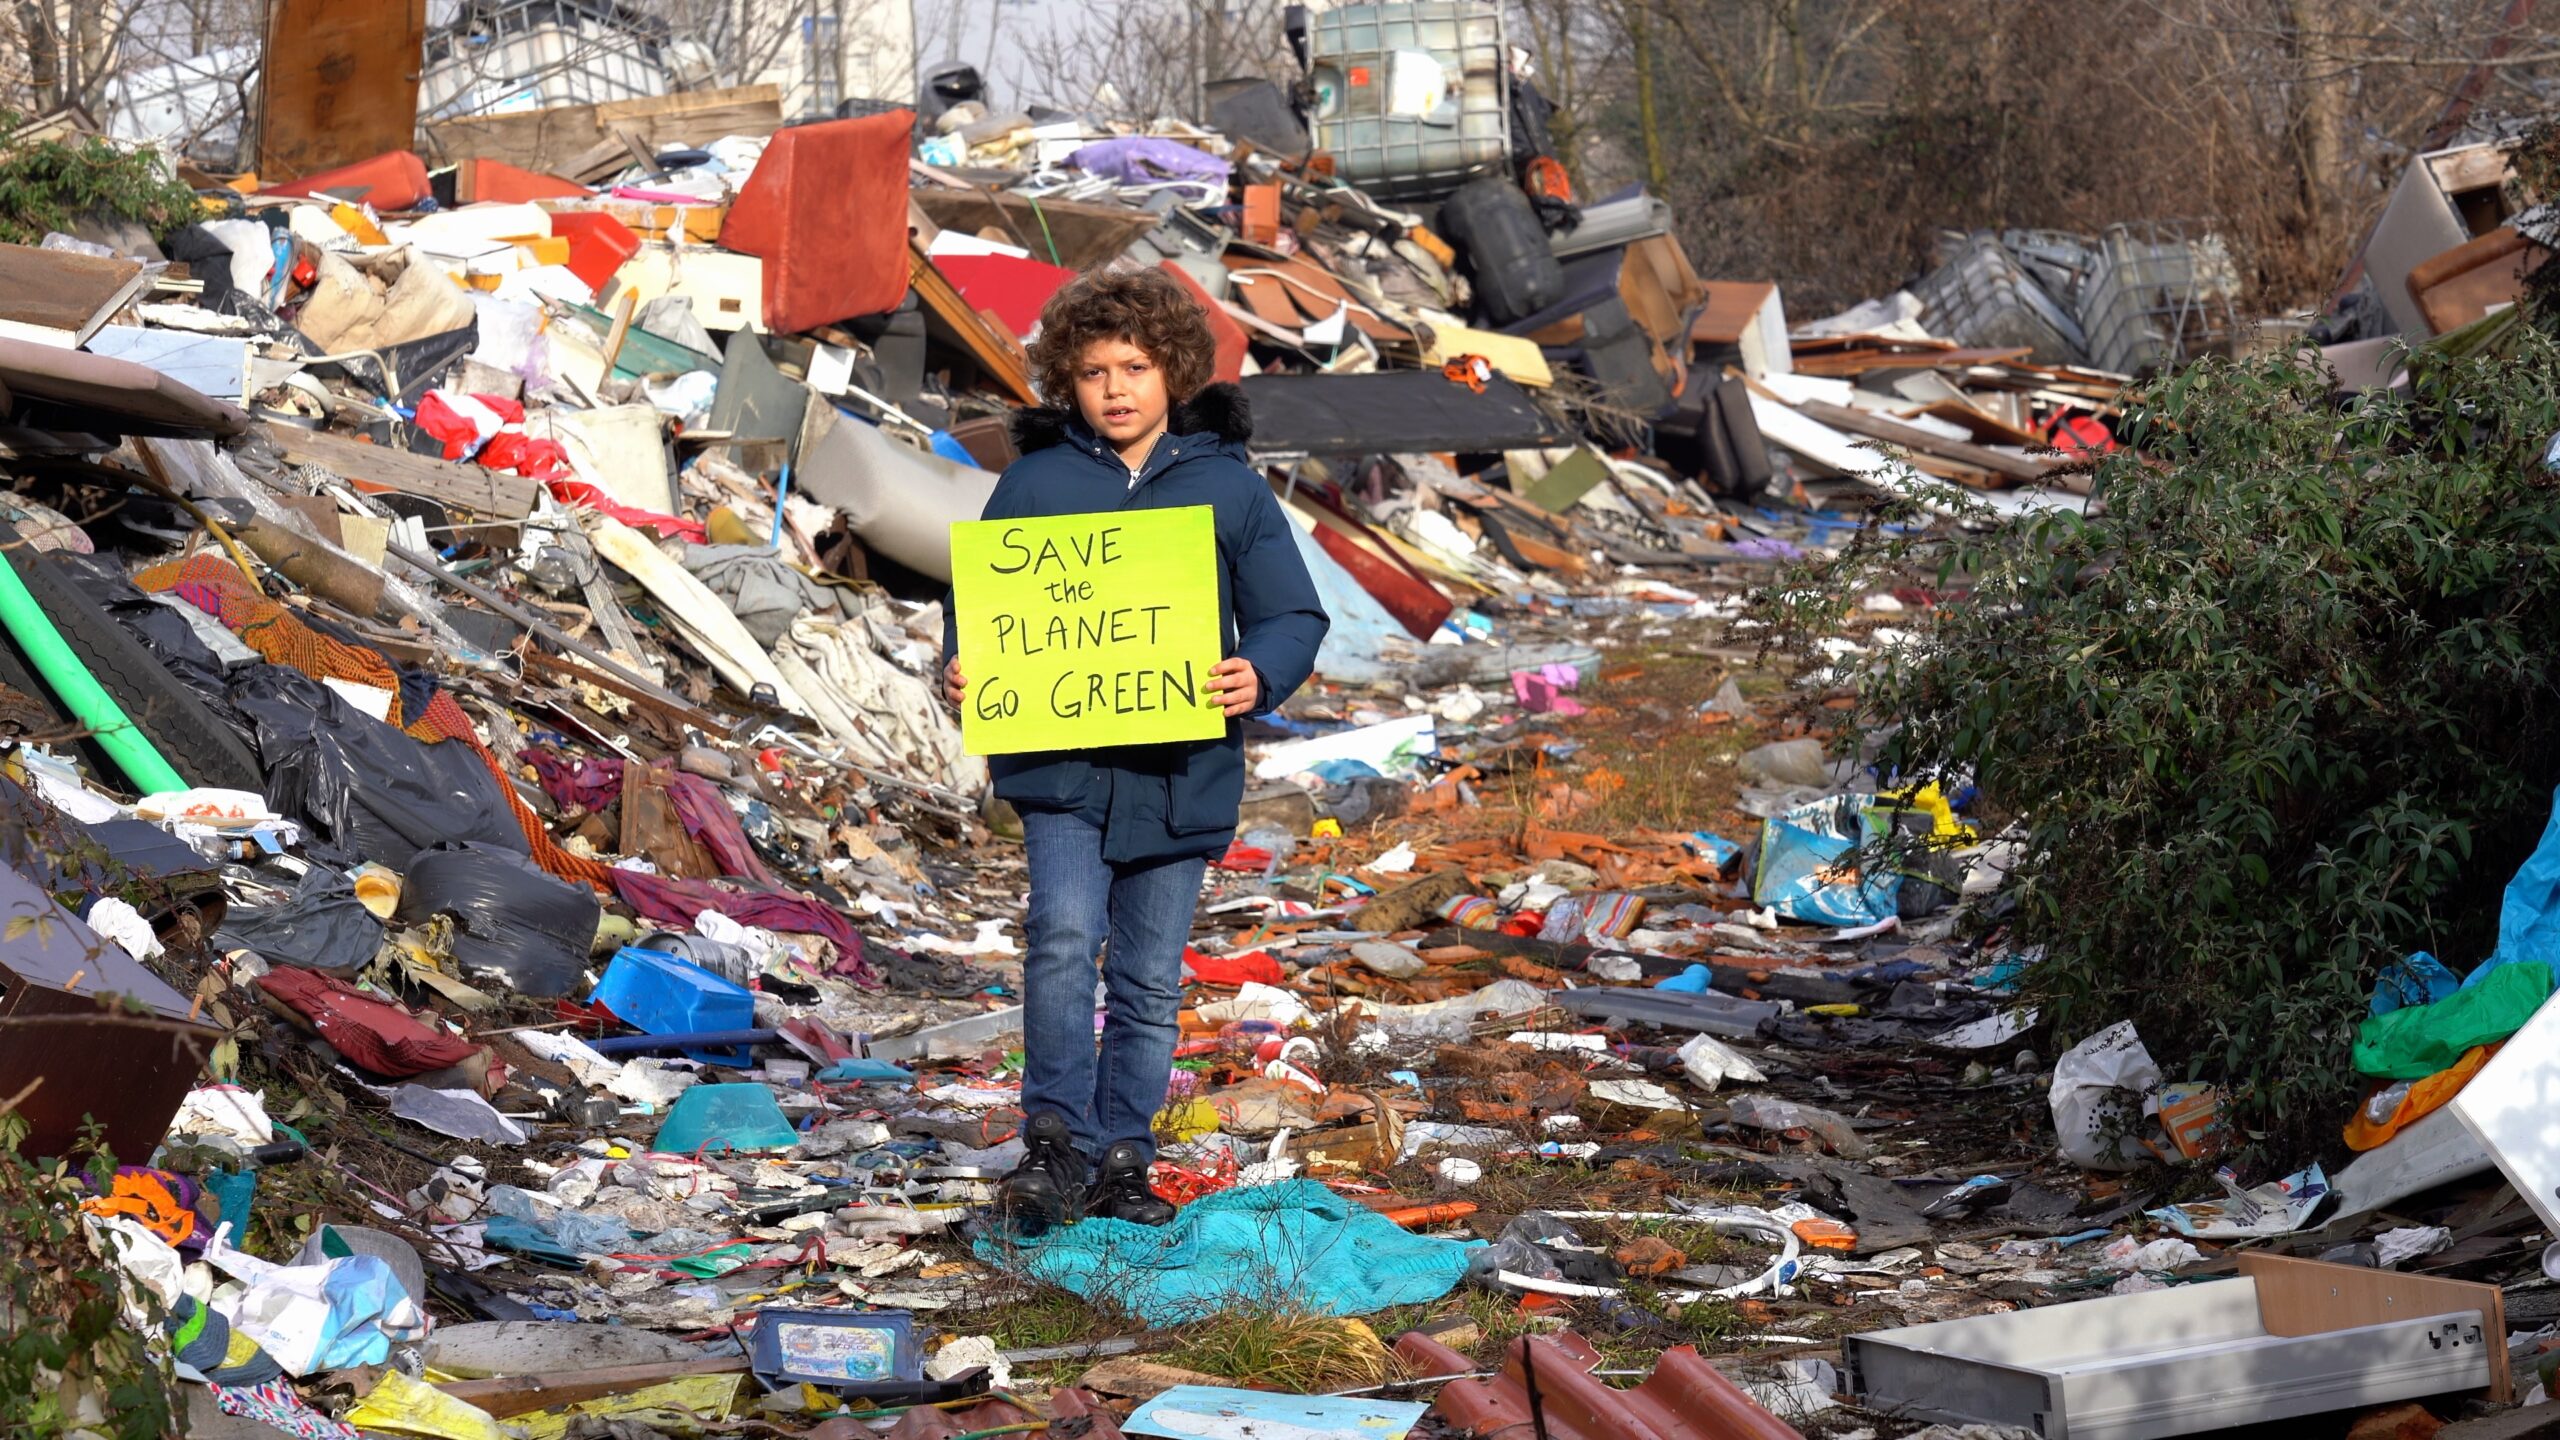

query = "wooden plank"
908;189;1160;271
435;1356;751;1418
425;84;783;177
1917;398;2046;449
1791;398;2058;485
908;243;1037;405
268;426;541;518
0;244;144;346
257;0;425;180
2240;1252;2510;1403
1793;346;2034;377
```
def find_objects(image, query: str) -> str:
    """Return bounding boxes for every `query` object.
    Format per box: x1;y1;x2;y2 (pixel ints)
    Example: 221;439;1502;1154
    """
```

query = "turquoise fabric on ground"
975;1179;1478;1326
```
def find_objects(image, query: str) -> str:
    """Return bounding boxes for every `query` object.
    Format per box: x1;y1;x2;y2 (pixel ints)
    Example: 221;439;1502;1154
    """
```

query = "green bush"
0;1119;177;1438
0;117;200;247
1757;338;2560;1156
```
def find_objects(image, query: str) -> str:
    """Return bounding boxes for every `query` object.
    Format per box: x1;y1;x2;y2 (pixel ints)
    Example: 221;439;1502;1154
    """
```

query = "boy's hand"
1207;657;1260;717
943;658;966;710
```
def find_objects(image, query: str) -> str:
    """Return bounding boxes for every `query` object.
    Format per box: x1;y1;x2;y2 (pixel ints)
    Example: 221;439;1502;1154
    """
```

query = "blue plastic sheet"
1286;523;1411;686
977;1180;1477;1327
2372;787;2560;1009
2463;786;2560;989
1753;795;1898;926
2370;952;2461;1016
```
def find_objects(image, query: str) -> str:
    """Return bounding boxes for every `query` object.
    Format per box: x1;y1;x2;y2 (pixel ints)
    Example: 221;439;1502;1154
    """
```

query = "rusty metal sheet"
1396;1330;1803;1440
258;0;427;181
881;1390;1123;1439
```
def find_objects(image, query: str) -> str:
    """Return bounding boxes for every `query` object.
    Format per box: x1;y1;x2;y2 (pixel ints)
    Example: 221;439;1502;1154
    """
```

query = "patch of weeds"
957;1280;1135;1353
1163;1309;1400;1391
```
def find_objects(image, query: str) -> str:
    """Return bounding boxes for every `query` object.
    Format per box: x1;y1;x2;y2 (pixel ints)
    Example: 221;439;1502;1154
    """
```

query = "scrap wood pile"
12;24;2560;1440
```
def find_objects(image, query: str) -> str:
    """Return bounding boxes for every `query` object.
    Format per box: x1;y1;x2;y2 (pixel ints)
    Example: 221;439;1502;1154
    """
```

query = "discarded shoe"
997;1111;1087;1231
1087;1139;1174;1226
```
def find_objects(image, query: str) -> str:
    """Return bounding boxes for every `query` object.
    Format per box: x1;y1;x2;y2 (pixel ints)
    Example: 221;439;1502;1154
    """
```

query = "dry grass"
1164;1310;1401;1392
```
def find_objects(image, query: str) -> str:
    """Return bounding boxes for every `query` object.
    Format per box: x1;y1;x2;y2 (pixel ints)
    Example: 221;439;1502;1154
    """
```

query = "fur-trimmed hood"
1007;380;1252;456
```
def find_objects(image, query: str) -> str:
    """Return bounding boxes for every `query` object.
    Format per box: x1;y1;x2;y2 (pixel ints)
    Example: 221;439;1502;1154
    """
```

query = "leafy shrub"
0;117;200;247
1757;338;2560;1155
0;1119;177;1438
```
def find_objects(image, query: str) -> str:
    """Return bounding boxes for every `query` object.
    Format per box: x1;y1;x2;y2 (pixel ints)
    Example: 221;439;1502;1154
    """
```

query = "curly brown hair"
1026;267;1218;409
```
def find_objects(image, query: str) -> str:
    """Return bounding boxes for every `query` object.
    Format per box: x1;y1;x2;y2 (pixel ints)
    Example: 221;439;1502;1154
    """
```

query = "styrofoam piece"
2448;989;2560;1234
1251;712;1436;782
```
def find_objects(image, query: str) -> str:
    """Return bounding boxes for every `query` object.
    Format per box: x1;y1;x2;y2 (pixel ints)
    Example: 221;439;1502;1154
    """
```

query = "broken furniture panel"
1844;1254;2506;1439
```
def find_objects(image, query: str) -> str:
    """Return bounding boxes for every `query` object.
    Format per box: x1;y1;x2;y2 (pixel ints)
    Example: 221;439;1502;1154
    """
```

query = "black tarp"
395;842;596;997
1240;371;1566;456
216;866;383;975
227;666;525;869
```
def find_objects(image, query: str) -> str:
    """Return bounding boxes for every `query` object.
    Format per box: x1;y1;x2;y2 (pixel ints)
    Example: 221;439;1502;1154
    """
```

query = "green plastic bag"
2353;959;2553;1080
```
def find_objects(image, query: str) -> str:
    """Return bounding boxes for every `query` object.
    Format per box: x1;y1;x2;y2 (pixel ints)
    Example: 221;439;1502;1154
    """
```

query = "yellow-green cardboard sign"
950;506;1225;756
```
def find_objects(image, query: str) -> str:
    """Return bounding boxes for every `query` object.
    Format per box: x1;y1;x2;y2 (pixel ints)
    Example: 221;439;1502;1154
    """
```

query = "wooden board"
258;0;426;180
424;85;784;177
268;425;541;519
908;189;1161;272
2240;1252;2510;1403
434;1357;750;1418
909;243;1037;405
1792;346;2034;377
1791;398;2058;485
0;244;144;346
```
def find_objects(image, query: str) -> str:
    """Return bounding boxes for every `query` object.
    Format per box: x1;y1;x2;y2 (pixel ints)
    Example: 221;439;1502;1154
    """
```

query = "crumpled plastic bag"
1754;794;1898;926
2049;1021;2161;1171
344;1370;508;1440
204;1228;427;1375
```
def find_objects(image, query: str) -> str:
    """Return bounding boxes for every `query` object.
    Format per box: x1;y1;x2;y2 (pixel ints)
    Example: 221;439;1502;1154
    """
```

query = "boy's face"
1073;338;1171;454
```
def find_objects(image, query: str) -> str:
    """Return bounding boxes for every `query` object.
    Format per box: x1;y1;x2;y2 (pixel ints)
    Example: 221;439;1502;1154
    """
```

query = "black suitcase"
1439;177;1567;326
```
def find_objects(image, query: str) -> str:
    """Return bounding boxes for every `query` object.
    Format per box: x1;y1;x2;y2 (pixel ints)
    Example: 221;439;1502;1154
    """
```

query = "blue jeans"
1019;808;1208;1164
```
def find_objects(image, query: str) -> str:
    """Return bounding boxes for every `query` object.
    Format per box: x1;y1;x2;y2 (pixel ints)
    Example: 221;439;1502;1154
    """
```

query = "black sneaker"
1086;1140;1174;1226
996;1111;1087;1232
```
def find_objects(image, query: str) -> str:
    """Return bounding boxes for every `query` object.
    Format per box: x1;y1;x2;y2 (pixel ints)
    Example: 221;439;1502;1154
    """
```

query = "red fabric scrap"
255;966;485;1078
1183;947;1286;986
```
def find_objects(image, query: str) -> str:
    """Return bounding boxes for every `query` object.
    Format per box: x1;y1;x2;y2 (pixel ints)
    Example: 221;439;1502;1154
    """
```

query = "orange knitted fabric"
138;554;613;892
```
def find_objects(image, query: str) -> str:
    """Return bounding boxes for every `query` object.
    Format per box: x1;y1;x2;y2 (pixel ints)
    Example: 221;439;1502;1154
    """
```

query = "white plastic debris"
1589;1079;1689;1111
2049;1021;2162;1170
926;1334;1011;1388
172;1086;275;1145
1677;1033;1768;1091
85;896;162;960
1437;1158;1482;1185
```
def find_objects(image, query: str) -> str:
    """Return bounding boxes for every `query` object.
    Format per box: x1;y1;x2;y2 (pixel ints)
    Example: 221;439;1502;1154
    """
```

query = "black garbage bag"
394;842;597;997
216;866;383;975
226;665;525;868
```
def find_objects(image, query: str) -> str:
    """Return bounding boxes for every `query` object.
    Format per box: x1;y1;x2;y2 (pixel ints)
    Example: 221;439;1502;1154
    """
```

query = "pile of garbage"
11;8;2560;1439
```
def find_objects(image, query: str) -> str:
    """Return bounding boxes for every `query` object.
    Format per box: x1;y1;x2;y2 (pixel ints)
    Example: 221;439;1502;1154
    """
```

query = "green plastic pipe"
0;548;187;795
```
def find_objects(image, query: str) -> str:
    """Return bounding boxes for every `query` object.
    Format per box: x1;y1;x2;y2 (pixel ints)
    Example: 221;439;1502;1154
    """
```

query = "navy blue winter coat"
942;382;1330;864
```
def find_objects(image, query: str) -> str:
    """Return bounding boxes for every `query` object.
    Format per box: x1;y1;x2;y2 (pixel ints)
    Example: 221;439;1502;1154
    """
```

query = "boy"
943;269;1329;1227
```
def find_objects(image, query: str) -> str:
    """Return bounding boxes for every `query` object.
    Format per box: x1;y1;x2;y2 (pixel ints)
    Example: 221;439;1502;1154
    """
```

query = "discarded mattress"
790;398;997;583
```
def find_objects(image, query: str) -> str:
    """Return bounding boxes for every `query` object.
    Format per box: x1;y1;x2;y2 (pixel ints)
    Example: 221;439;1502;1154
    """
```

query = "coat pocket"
1167;738;1246;835
990;754;1090;808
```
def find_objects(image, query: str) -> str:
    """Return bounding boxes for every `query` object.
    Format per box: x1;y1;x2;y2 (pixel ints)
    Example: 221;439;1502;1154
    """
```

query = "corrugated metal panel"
1393;1330;1803;1440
